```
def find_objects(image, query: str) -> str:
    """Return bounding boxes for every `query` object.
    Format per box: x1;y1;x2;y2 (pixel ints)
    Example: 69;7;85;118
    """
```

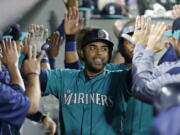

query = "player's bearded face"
82;42;109;73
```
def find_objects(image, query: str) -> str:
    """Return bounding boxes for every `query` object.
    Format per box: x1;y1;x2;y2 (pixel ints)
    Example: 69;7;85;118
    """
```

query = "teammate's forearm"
8;64;25;90
25;74;41;114
65;35;79;63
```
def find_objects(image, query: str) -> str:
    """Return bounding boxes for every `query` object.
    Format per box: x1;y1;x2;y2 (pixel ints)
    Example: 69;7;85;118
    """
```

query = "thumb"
37;50;45;62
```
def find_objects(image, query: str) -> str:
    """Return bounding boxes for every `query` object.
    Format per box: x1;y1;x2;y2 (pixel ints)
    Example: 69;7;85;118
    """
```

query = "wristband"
65;41;77;51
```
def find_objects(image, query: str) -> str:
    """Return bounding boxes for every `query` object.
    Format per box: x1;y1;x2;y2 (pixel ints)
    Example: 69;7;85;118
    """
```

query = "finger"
35;25;40;37
37;50;45;61
32;45;36;59
43;28;48;40
150;24;155;34
64;13;68;23
39;25;45;38
7;38;12;50
146;17;151;33
158;22;165;36
12;41;17;51
54;32;60;46
1;40;6;53
51;32;56;45
28;45;32;59
75;7;79;20
140;16;145;29
72;7;76;20
156;22;162;33
56;34;61;47
159;24;166;39
136;16;141;30
68;7;72;20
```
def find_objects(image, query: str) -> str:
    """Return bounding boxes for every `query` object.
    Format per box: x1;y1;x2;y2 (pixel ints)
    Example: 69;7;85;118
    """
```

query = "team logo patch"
98;29;109;39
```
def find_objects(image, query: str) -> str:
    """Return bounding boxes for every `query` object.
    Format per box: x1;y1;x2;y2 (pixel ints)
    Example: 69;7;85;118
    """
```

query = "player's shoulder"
46;68;81;77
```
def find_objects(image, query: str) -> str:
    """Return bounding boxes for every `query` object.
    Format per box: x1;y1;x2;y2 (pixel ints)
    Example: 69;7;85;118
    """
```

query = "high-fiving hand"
147;22;166;52
22;46;44;76
132;16;151;45
0;38;19;67
64;7;84;35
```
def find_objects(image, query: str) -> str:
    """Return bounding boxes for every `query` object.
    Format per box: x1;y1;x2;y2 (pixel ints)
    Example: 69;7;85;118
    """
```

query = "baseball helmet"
81;28;114;62
3;24;22;41
118;25;135;63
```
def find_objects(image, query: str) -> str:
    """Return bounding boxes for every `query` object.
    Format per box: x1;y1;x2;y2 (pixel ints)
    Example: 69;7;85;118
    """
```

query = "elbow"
132;85;153;104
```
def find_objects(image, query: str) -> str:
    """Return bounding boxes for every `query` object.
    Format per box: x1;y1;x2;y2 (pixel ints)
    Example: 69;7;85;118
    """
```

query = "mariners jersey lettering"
44;68;130;135
63;92;113;107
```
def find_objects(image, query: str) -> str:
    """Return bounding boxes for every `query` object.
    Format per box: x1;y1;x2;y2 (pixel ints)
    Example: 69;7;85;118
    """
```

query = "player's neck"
84;69;104;77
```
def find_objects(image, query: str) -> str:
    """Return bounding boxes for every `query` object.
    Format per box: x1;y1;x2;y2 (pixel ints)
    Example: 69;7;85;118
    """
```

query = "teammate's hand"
147;22;166;52
64;7;84;35
172;4;180;19
47;31;62;58
29;24;48;52
42;116;57;135
22;46;44;75
132;16;151;45
0;39;19;67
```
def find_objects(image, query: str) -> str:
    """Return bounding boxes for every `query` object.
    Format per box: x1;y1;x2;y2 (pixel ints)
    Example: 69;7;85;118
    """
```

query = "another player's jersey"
44;68;131;135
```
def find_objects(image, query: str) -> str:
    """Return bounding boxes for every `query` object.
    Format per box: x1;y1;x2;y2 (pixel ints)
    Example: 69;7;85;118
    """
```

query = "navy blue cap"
100;3;124;19
81;28;114;49
3;24;22;41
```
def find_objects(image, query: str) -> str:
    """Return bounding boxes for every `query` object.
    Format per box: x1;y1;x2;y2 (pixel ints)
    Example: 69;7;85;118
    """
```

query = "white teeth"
94;58;102;65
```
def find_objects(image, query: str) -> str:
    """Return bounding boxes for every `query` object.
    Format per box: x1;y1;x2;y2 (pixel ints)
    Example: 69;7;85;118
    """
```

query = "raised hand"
147;22;166;52
132;16;151;45
172;4;180;19
64;7;84;35
22;46;44;76
0;38;19;67
47;31;62;59
29;24;48;52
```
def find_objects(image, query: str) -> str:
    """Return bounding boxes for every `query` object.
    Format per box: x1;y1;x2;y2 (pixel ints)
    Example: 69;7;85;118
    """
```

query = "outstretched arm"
131;16;168;103
22;46;44;114
64;7;83;69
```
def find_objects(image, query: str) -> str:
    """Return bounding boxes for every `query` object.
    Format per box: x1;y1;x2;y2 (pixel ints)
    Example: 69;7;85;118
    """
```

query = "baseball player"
132;16;180;103
0;39;43;135
64;8;153;135
40;25;132;134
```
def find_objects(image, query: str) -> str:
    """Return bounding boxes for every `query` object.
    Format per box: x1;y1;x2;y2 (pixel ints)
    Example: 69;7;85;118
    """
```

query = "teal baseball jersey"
124;98;153;135
106;64;153;135
44;68;131;135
